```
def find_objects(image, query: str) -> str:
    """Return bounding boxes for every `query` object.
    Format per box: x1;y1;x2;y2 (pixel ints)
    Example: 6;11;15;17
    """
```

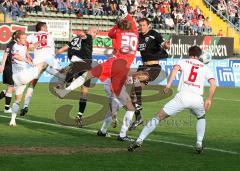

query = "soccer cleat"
117;135;135;142
129;112;143;131
128;141;142;152
53;86;71;99
97;130;111;137
75;115;83;128
4;108;12;114
20;107;28;116
129;118;144;131
9;119;16;127
195;142;204;154
111;114;118;128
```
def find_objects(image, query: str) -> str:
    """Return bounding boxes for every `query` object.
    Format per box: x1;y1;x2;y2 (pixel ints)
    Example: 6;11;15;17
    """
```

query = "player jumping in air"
128;46;216;153
20;22;64;116
130;17;170;130
56;27;97;127
54;5;140;141
9;31;64;126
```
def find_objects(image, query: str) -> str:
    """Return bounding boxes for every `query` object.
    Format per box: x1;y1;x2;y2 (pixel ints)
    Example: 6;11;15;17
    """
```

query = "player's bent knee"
157;109;169;121
7;86;14;92
197;115;205;120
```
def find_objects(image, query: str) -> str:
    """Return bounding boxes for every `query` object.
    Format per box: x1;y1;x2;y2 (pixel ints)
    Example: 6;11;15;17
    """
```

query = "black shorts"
2;66;14;86
65;61;92;88
137;64;162;84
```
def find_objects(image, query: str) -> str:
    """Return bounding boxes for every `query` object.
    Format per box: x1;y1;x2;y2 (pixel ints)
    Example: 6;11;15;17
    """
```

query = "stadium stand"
0;0;213;36
206;0;240;31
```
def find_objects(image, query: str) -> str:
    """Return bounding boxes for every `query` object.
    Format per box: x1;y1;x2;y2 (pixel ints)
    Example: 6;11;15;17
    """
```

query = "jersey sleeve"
174;59;185;71
11;44;19;56
108;25;118;39
48;34;55;49
205;66;215;81
67;40;72;48
4;42;13;54
155;31;164;45
125;14;137;33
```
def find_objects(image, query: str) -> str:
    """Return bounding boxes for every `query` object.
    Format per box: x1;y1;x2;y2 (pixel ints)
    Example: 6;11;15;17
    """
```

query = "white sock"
24;87;34;108
136;117;160;143
196;119;206;145
11;102;19;121
119;111;135;138
111;98;120;113
100;111;113;134
66;72;87;91
46;66;65;80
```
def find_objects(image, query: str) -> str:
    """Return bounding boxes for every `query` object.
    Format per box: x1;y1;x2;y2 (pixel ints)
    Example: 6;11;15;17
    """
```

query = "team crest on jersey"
145;37;149;42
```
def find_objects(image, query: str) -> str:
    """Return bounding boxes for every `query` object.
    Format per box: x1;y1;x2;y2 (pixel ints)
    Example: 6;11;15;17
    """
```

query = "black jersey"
67;34;93;63
138;30;168;62
4;40;16;68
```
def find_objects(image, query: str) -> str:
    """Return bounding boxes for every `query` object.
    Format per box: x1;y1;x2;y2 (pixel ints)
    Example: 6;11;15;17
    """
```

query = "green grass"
0;84;239;170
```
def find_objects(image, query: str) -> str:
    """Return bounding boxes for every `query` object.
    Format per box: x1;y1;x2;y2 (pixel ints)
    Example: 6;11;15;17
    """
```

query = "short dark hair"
188;46;202;58
12;30;21;40
36;22;47;32
138;18;150;25
15;31;26;40
118;19;132;30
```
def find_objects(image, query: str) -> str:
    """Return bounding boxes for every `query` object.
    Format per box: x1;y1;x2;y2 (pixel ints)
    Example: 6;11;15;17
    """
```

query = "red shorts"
91;54;135;96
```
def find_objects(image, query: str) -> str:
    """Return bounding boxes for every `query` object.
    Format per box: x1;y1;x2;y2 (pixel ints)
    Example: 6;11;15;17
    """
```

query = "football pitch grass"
0;84;239;170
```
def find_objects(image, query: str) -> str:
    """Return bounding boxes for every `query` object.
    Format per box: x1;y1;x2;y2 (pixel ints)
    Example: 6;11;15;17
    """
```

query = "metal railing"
203;0;240;32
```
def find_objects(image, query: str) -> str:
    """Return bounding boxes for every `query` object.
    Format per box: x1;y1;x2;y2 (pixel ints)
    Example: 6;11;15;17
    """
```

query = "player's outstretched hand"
204;98;212;111
119;5;128;18
163;86;170;94
162;40;170;49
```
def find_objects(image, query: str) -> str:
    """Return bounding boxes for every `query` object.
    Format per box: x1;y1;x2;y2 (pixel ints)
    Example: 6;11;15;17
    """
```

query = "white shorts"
33;56;62;70
163;92;205;118
13;66;39;95
104;79;127;108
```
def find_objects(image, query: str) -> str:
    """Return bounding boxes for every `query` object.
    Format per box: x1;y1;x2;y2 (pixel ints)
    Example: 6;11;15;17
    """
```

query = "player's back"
177;58;214;96
27;31;55;58
109;14;138;56
115;30;138;55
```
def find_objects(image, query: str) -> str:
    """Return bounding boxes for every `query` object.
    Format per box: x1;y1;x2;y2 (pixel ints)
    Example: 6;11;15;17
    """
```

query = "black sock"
0;90;6;100
79;98;87;116
134;86;142;105
5;94;12;110
5;96;12;109
135;110;141;121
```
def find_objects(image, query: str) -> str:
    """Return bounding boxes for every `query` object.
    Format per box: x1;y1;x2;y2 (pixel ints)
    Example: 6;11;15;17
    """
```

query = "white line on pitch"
214;97;240;102
0;114;239;155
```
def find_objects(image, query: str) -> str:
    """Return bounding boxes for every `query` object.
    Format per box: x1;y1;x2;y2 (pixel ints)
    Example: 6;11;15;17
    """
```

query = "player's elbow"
173;65;181;72
209;79;216;90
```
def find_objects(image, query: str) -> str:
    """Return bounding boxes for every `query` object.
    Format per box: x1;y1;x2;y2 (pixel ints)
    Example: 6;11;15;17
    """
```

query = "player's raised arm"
205;78;216;111
165;65;181;89
56;45;69;54
108;25;118;39
0;51;9;73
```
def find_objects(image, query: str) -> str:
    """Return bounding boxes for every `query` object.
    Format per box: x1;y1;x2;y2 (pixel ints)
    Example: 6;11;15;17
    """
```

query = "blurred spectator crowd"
0;0;214;35
208;0;240;30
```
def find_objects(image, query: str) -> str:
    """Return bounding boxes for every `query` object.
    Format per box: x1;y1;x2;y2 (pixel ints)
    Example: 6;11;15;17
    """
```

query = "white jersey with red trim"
11;43;28;73
27;31;55;59
176;58;214;96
